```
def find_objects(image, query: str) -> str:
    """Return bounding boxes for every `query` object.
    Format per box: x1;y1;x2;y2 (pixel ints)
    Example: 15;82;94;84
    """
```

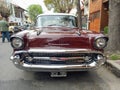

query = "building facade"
8;3;26;26
0;0;26;25
89;0;109;32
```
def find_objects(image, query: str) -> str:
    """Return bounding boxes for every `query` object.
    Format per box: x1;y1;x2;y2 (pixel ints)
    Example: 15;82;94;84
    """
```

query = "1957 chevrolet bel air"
10;13;108;77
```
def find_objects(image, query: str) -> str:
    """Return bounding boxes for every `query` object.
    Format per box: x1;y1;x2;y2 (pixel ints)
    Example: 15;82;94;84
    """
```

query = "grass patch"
108;53;120;60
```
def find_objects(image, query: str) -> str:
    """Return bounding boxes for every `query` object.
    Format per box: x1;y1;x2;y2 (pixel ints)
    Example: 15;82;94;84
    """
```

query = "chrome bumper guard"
10;49;106;72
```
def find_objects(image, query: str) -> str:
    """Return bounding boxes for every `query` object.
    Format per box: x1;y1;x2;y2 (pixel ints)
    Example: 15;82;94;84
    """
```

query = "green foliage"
110;54;120;60
104;26;108;35
44;0;76;13
27;4;43;22
106;51;120;60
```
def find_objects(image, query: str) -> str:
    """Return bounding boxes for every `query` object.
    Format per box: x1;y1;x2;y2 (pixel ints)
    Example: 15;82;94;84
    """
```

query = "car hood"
12;27;102;50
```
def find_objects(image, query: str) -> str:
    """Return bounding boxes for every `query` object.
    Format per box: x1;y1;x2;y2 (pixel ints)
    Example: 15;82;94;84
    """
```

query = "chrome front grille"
29;52;90;57
21;52;96;65
31;59;85;65
13;49;103;65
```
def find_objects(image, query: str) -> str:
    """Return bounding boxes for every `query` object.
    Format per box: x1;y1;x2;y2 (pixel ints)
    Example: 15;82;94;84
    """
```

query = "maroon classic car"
10;13;108;77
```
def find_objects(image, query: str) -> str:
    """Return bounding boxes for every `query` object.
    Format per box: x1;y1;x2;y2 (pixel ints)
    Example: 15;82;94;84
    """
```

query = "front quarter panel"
10;30;32;50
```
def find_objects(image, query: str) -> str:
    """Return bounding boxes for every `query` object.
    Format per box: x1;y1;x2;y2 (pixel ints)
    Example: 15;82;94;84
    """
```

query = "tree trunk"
107;0;120;52
77;0;82;30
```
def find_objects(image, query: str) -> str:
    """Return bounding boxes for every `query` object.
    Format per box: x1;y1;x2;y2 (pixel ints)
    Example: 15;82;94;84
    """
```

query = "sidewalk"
105;60;120;77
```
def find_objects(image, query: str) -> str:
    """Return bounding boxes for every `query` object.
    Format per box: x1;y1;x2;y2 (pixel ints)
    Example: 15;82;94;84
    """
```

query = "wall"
89;11;101;32
101;1;109;32
89;0;109;33
89;0;102;32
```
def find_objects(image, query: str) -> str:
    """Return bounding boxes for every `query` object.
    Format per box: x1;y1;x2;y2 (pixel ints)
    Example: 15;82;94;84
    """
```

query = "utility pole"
77;0;82;30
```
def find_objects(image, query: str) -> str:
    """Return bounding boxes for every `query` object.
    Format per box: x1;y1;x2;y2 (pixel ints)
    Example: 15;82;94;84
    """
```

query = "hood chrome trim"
28;48;102;53
13;48;103;54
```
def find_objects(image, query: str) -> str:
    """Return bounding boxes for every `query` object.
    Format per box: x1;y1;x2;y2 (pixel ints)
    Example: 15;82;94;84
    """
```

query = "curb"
105;60;120;77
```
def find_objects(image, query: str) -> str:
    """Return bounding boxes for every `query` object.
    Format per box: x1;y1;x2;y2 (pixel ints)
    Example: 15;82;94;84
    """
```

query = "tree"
27;4;43;22
44;0;76;13
107;0;120;52
0;3;10;19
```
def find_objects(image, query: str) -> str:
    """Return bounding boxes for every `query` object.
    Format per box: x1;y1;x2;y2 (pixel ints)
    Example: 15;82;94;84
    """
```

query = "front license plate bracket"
50;72;67;77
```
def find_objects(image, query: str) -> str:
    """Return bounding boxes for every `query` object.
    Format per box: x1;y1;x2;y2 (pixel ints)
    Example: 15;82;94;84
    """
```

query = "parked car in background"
9;22;21;35
10;13;108;77
9;23;29;36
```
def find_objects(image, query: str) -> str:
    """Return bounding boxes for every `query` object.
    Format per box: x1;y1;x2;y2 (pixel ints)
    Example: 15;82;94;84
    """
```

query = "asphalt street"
0;40;120;90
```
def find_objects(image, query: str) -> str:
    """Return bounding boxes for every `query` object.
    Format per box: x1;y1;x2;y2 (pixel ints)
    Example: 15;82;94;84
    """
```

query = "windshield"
36;15;77;28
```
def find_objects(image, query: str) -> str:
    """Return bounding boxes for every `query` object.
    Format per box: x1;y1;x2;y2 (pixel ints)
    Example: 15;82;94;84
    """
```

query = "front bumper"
10;49;106;72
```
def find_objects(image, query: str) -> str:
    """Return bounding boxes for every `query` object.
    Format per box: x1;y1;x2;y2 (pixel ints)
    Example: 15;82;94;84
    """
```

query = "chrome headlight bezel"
94;37;108;49
11;37;24;49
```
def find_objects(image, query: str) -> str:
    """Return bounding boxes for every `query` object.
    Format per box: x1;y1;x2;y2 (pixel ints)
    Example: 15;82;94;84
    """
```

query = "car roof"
37;13;76;17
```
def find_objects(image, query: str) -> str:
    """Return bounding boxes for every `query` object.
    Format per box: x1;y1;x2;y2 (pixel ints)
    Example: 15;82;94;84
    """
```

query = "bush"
104;26;108;35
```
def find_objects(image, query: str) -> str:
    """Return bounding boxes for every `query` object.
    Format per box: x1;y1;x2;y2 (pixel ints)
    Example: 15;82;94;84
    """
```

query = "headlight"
94;37;107;49
11;37;24;49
